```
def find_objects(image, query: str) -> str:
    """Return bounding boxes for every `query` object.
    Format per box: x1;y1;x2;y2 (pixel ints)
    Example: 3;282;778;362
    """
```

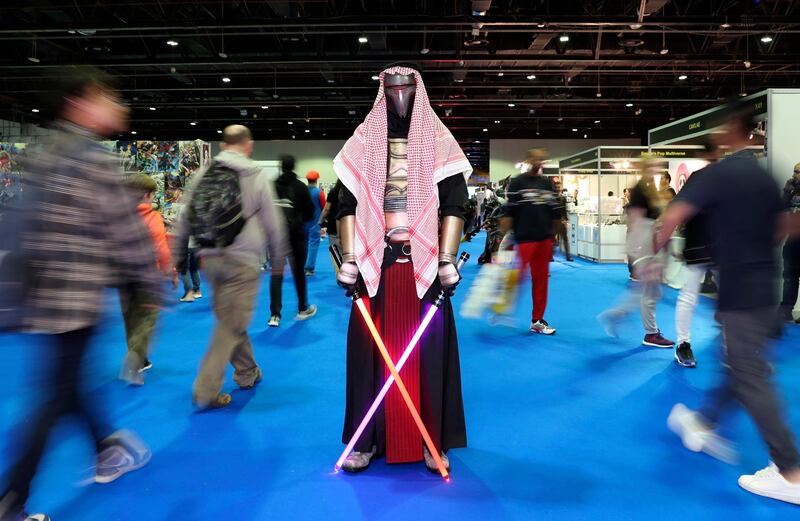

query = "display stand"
558;147;646;262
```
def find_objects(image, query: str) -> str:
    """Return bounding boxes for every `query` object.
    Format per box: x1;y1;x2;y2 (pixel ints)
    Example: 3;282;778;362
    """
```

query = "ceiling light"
557;117;563;122
358;36;369;43
635;108;643;116
583;134;587;139
222;76;231;83
594;120;600;124
527;75;536;80
190;121;197;126
371;75;379;80
131;131;137;135
596;91;602;98
760;35;773;43
217;130;222;134
629;23;642;30
720;22;731;29
261;105;269;109
482;128;488;132
288;121;294;125
218;51;228;58
572;128;578;132
420;47;430;55
744;60;752;69
304;129;310;133
149;107;156;111
494;120;500;124
326;79;335;84
740;92;747;97
749;133;754;140
166;40;178;47
497;72;504;77
466;152;471;156
31;108;39;113
537;22;546;28
559;34;570;43
625;103;634;107
454;78;464;83
474;140;480;144
678;74;688;80
659;48;669;55
507;103;515;107
27;56;40;63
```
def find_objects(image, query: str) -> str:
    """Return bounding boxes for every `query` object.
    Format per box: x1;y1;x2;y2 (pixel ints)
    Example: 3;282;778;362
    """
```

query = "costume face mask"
384;73;417;118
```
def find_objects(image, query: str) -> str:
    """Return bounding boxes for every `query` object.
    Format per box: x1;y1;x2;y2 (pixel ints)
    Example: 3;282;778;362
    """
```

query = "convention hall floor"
1;235;798;520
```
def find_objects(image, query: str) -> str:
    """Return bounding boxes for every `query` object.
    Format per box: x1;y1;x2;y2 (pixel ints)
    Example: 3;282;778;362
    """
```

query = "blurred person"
553;181;573;262
118;174;175;385
780;162;800;323
672;141;721;368
657;108;800;505
174;125;287;409
598;159;674;348
622;187;631;207
500;148;559;335
304;170;326;277
320;179;343;264
0;67;158;521
334;66;468;473
660;172;677;201
268;155;317;327
178;242;202;302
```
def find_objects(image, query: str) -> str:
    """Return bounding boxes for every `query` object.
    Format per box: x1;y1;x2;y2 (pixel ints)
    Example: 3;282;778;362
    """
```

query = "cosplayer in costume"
334;65;471;473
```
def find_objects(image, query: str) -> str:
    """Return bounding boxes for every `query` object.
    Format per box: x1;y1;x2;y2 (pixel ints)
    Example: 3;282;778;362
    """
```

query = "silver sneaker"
530;319;556;335
423;446;451;474
342;446;376;473
94;430;152;484
268;315;281;327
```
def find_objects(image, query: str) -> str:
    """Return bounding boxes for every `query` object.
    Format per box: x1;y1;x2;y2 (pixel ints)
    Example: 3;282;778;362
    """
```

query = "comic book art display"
0;143;27;211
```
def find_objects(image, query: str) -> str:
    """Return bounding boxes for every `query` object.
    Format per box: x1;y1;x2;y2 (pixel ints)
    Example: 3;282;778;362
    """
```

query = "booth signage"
650;93;768;145
559;148;599;169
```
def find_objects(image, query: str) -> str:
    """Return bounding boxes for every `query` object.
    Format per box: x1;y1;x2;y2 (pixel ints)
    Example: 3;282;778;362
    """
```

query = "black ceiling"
3;0;800;170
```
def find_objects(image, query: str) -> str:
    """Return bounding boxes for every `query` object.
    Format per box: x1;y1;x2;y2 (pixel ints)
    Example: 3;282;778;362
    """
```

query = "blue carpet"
1;234;799;520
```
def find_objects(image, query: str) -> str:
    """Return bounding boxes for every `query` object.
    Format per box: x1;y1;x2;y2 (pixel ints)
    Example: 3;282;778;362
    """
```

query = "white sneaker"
295;304;318;321
193;291;203;299
179;292;195;303
268;315;280;327
738;463;800;505
667;403;739;464
530;319;556;335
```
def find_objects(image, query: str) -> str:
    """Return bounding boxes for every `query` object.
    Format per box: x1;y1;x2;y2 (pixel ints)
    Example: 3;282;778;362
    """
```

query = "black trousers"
701;307;800;472
1;327;111;513
269;231;308;317
781;240;800;316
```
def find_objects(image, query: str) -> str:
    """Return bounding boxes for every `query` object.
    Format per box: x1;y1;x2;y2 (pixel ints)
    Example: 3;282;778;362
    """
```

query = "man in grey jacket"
174;125;287;410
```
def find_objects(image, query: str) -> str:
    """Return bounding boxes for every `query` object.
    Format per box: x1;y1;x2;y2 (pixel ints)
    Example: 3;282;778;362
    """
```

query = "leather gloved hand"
337;261;359;297
438;262;461;297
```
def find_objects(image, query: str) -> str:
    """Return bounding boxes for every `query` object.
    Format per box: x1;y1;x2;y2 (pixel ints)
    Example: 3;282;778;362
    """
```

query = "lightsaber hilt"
330;244;361;300
433;252;470;307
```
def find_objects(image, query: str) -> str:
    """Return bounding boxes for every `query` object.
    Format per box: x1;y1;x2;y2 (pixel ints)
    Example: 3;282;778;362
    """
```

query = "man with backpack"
174;125;287;410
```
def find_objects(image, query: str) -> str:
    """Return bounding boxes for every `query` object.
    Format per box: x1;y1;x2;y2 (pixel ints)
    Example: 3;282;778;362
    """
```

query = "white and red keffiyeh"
333;66;472;298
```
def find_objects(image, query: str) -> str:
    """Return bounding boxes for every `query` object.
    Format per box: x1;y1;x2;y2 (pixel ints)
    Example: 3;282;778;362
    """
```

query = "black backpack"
188;161;247;249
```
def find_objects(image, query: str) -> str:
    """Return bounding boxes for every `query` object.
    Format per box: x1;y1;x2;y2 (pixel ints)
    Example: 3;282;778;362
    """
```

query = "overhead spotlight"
497;72;504;77
288;121;294;125
625;103;634;107
305;129;310;133
216;129;222;134
454;78;464;83
596;91;602;98
494;120;500;124
190;121;197;126
166;40;179;47
629;23;642;30
740;92;748;97
358;36;369;44
720;22;731;29
559;34;570;43
27;56;40;63
507;103;515;107
594;120;601;124
678;74;688;80
222;76;231;83
744;60;752;69
635;108;643;116
572;128;578;132
218;51;228;58
583;134;587;139
526;74;536;80
131;131;137;135
482;128;488;132
466;152;471;156
537;22;546;28
149;107;156;111
240;109;248;116
420;47;430;55
760;35;773;43
31;108;39;113
261;105;269;109
371;75;379;81
749;133;754;140
474;140;480;144
326;78;335;84
659;48;669;55
557;117;563;122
